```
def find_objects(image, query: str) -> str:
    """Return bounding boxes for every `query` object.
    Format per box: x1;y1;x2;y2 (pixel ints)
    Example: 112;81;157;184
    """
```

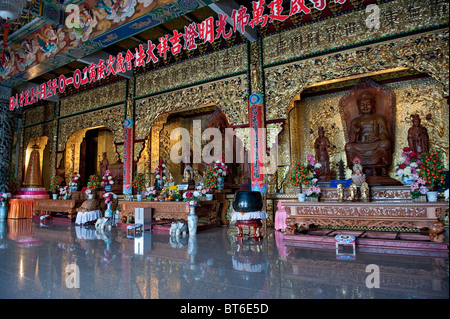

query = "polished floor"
0;219;448;300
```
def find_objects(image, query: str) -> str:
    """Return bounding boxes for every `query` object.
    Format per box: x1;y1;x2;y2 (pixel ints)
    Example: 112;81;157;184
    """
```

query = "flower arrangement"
132;173;147;193
69;172;80;187
418;149;446;189
306;154;322;182
169;185;182;201
153;160;167;181
305;184;321;198
101;170;114;187
394;147;422;181
59;186;71;197
144;186;156;200
213;160;228;177
103;192;117;205
183;191;201;207
0;192;12;205
87;174;100;192
196;185;211;195
290;161;310;191
410;177;428;199
50;175;64;193
202;166;217;189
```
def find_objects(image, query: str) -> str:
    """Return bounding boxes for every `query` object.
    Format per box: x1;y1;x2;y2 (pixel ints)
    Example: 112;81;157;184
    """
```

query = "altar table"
33;199;85;220
119;200;220;225
282;201;448;242
7;199;35;219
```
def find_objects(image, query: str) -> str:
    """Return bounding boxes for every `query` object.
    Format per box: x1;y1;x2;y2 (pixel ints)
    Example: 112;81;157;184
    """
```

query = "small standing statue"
99;152;109;178
348;183;357;202
183;164;194;184
407;114;429;159
337;183;344;202
361;182;370;202
314;126;332;181
351;156;366;186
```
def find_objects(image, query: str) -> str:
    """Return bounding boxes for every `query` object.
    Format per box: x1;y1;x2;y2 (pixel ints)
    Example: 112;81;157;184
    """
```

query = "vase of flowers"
101;170;114;191
103;192;117;218
59;186;71;200
0;192;11;220
132;173;146;199
394;147;422;185
183;191;200;235
213;160;228;190
50;175;64;198
290;156;316;202
410;177;428;202
69;172;80;191
305;184;321;202
86;174;100;199
169;185;182;201
144;186;156;201
202;166;217;189
153;160;166;190
419;149;445;202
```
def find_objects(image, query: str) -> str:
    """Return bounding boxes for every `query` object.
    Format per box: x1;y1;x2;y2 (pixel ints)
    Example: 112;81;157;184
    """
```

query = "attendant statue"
348;183;357;202
337;183;344;202
314;126;331;181
361;182;370;202
345;92;392;176
407;114;429;159
99;152;109;177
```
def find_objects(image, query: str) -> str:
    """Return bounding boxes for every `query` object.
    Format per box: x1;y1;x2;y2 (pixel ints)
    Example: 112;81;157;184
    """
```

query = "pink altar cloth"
14;187;49;199
274;201;289;231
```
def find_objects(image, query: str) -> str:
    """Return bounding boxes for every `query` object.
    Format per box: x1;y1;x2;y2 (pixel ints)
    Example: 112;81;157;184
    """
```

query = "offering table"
119;200;221;225
33;199;85;220
283;201;448;242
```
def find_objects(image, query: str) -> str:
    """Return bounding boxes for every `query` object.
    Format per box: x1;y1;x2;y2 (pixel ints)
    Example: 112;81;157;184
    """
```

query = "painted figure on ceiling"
95;0;136;23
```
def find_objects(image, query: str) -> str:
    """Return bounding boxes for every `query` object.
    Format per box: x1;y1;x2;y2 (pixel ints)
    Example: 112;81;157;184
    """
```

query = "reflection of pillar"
0;85;14;192
123;119;133;195
249;94;267;194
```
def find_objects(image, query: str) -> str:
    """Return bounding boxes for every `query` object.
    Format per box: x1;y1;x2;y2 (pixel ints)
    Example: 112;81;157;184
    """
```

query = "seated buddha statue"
345;92;392;176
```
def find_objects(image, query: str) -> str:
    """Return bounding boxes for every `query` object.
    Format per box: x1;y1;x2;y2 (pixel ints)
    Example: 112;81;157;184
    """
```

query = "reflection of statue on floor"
345;92;391;176
407;114;429;159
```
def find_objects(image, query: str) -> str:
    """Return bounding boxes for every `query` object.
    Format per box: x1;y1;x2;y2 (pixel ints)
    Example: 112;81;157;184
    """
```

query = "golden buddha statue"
24;144;43;188
345;92;392;176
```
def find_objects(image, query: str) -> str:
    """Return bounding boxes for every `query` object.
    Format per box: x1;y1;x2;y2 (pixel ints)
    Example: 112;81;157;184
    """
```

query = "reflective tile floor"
0;219;448;300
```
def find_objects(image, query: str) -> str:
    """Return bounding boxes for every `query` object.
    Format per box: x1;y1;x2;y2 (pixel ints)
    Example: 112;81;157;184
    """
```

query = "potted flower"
153;160;167;190
59;186;72;200
101;170;114;191
50;175;64;199
290;160;310;202
69;172;80;191
410;177;428;202
394;147;422;185
132;173;146;200
213;160;228;189
197;185;213;200
305;184;321;202
86;174;100;199
169;185;182;201
144;186;156;201
202;166;217;189
183;191;201;235
418;149;446;202
306;154;322;181
103;192;117;218
0;192;12;220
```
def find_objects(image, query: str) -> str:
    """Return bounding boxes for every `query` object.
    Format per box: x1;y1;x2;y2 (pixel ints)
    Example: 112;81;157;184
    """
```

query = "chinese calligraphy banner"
123;119;133;195
249;93;267;194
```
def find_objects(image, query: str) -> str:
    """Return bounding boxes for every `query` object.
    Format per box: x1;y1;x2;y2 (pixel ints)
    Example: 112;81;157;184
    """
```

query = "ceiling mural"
1;0;214;86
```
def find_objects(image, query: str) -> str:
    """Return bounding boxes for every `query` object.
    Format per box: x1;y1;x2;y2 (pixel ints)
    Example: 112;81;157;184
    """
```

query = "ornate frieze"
135;74;249;140
57;104;124;152
135;44;248;97
264;29;449;121
263;0;449;66
59;81;126;117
